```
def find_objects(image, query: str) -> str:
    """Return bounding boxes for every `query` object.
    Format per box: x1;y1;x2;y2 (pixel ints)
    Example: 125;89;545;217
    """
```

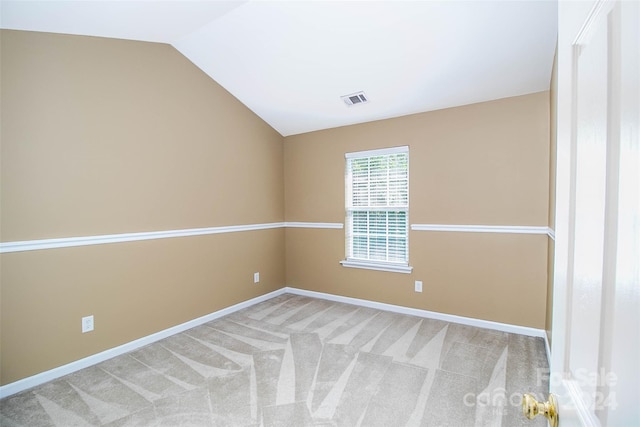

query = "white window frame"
340;146;412;274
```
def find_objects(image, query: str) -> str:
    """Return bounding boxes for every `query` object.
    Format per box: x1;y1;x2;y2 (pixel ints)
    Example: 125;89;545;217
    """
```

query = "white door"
550;0;639;426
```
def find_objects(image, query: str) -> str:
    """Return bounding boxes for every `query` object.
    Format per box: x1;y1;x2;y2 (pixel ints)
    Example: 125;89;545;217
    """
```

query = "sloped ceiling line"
0;0;558;136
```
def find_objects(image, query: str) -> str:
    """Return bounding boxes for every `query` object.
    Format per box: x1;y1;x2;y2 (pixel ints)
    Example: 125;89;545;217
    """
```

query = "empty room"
1;1;638;426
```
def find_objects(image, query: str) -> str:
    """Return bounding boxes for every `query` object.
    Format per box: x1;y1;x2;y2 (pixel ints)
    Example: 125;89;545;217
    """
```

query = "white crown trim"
411;224;553;236
1;222;553;253
0;222;286;253
284;222;343;229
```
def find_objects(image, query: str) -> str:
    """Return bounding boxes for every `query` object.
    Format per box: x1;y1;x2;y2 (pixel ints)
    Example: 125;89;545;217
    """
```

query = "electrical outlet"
415;281;423;293
82;315;94;333
254;272;260;283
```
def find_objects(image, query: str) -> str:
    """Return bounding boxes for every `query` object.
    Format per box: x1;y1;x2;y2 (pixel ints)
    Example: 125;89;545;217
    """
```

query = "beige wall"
1;31;283;241
0;30;285;385
1;29;554;387
285;92;551;329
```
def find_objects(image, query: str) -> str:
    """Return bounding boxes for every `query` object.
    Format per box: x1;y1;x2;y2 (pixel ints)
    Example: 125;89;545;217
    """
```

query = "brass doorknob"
522;393;558;427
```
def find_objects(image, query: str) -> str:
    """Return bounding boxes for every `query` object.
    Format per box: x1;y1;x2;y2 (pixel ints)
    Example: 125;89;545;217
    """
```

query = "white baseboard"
1;286;549;399
284;287;548;339
0;288;287;399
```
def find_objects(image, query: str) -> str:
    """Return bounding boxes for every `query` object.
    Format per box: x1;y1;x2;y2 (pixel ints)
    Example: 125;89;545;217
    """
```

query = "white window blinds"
344;146;409;267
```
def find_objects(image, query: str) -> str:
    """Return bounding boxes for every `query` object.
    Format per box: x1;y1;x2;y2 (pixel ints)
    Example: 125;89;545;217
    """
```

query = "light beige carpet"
0;293;549;426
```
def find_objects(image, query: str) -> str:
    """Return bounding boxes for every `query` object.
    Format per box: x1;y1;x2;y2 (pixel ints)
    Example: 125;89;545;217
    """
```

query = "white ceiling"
1;0;558;136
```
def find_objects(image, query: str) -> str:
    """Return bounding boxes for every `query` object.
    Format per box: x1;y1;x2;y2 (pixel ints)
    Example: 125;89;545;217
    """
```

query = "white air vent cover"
341;91;369;106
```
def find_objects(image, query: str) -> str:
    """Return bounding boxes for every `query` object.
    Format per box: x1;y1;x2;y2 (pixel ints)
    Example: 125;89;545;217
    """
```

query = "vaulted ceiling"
1;1;558;136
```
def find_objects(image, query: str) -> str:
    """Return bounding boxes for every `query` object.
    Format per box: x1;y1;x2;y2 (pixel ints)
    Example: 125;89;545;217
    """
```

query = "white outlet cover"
415;281;423;293
254;272;260;283
82;315;94;333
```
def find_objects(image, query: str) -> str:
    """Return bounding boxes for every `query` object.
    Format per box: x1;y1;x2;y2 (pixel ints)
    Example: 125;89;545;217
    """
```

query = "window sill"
340;260;413;274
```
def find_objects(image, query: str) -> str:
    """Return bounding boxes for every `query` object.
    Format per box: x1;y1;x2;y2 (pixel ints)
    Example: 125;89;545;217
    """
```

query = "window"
341;146;412;273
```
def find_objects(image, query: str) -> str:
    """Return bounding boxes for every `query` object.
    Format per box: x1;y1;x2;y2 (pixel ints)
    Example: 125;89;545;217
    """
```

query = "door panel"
552;0;639;426
604;2;640;424
567;2;608;413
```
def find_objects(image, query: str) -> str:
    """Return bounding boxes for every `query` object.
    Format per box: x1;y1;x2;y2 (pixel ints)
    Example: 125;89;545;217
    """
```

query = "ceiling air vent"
341;91;369;106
